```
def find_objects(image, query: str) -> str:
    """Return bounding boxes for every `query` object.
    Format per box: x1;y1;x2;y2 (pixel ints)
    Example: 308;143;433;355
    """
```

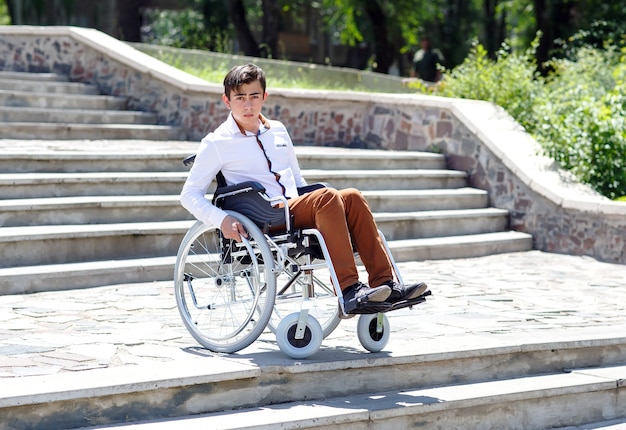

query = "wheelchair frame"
174;165;427;359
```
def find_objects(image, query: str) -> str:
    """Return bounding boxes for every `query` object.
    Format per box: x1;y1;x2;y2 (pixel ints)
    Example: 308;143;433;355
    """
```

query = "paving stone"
0;344;56;355
11;366;61;377
0;250;625;379
41;350;93;363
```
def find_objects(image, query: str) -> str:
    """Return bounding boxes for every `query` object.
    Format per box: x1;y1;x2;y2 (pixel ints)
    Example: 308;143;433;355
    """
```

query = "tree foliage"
141;0;231;52
0;0;11;25
534;47;626;199
436;38;626;200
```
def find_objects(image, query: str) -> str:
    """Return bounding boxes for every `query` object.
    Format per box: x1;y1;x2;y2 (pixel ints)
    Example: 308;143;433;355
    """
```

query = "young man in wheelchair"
180;63;429;316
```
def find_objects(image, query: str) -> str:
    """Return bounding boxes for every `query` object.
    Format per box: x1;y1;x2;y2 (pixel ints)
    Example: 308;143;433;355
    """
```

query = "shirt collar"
227;112;271;136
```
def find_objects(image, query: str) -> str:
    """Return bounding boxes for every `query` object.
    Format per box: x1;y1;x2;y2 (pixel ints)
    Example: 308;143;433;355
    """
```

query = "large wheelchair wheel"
270;262;341;339
174;213;276;353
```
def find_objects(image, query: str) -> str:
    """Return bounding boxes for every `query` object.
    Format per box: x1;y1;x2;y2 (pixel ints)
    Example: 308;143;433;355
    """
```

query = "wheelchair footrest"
346;302;395;315
345;290;432;315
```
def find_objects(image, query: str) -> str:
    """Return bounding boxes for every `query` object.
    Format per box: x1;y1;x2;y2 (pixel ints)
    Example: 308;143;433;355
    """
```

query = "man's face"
222;80;268;132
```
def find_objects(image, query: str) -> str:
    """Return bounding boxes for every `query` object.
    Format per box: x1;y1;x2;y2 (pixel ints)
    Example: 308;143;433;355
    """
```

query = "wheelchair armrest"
183;154;196;167
297;182;329;196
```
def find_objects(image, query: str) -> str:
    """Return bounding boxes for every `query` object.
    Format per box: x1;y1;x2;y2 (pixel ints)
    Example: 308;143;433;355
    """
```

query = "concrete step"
1;335;623;429
0;71;68;81
0;189;488;227
377;208;510;240
0;89;127;110
75;366;626;430
388;230;533;261
362;188;489;211
0;106;157;124
0;208;509;268
0;148;194;173
0;220;193;268
0;146;445;173
300;169;468;190
0;77;99;94
0;123;186;140
0;195;192;226
0;231;532;294
0;172;193;199
0;256;179;294
295;147;446;170
0;169;465;199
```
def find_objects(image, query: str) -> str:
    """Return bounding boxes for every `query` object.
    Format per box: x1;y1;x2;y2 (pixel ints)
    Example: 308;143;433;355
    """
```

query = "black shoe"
342;281;391;314
380;280;428;303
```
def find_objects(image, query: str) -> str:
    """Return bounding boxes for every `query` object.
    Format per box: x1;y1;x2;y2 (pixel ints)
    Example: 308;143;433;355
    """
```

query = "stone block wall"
1;26;624;264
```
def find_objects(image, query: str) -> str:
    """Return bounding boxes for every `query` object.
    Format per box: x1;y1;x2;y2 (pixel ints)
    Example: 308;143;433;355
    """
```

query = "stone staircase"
2;330;624;429
0;69;532;295
0;71;184;140
0;142;532;294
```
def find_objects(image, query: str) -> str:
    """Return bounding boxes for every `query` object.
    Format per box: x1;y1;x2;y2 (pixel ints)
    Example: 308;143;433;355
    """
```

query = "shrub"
534;47;626;199
435;40;544;133
434;40;625;200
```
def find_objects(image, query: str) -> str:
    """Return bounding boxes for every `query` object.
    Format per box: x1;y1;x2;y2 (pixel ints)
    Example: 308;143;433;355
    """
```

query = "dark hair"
223;63;267;99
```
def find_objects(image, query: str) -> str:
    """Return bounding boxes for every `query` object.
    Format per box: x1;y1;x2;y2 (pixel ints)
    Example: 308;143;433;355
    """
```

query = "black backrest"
213;181;287;232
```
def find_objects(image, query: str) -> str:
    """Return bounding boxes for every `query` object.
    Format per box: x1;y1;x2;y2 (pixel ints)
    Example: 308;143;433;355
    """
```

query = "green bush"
434;40;626;201
436;41;544;133
535;48;626;200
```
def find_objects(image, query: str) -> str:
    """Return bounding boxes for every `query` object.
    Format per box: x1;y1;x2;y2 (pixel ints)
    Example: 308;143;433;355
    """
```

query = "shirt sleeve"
180;135;229;228
283;125;307;188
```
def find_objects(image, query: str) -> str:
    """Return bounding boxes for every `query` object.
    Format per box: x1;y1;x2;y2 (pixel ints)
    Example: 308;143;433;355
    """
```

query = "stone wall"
1;26;624;264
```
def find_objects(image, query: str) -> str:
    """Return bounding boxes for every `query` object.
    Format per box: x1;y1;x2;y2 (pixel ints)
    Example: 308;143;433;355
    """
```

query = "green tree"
499;0;626;72
322;0;483;73
142;0;231;52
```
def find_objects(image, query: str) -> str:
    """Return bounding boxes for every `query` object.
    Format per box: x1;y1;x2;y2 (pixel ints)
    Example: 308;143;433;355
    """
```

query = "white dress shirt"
180;113;307;227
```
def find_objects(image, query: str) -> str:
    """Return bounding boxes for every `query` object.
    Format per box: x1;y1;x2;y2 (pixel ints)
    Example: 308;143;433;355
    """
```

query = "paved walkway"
1;250;625;378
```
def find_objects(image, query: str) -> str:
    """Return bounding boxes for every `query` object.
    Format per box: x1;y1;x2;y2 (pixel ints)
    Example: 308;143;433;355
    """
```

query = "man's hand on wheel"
220;215;248;242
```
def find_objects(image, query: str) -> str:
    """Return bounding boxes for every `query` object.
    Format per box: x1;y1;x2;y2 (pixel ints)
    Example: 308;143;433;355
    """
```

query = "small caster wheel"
276;312;323;359
357;313;390;352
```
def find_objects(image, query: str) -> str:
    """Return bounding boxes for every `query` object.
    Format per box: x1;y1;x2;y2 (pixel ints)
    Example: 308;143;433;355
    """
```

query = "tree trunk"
533;0;551;73
362;0;394;73
115;0;144;42
483;0;498;58
261;0;280;58
534;0;577;75
438;0;469;69
6;0;17;24
227;0;260;57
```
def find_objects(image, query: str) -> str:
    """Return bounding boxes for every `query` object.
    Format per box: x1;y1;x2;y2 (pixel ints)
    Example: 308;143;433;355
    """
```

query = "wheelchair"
174;156;430;359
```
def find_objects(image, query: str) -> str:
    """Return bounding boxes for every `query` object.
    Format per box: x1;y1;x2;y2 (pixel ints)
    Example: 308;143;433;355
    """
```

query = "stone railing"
1;26;624;264
131;43;411;95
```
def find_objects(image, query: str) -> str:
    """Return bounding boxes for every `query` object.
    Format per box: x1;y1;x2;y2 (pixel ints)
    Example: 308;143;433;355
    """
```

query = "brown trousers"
287;187;393;290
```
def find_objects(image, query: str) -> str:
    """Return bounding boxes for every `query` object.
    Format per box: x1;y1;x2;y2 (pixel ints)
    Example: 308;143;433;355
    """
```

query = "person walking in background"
411;36;444;82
